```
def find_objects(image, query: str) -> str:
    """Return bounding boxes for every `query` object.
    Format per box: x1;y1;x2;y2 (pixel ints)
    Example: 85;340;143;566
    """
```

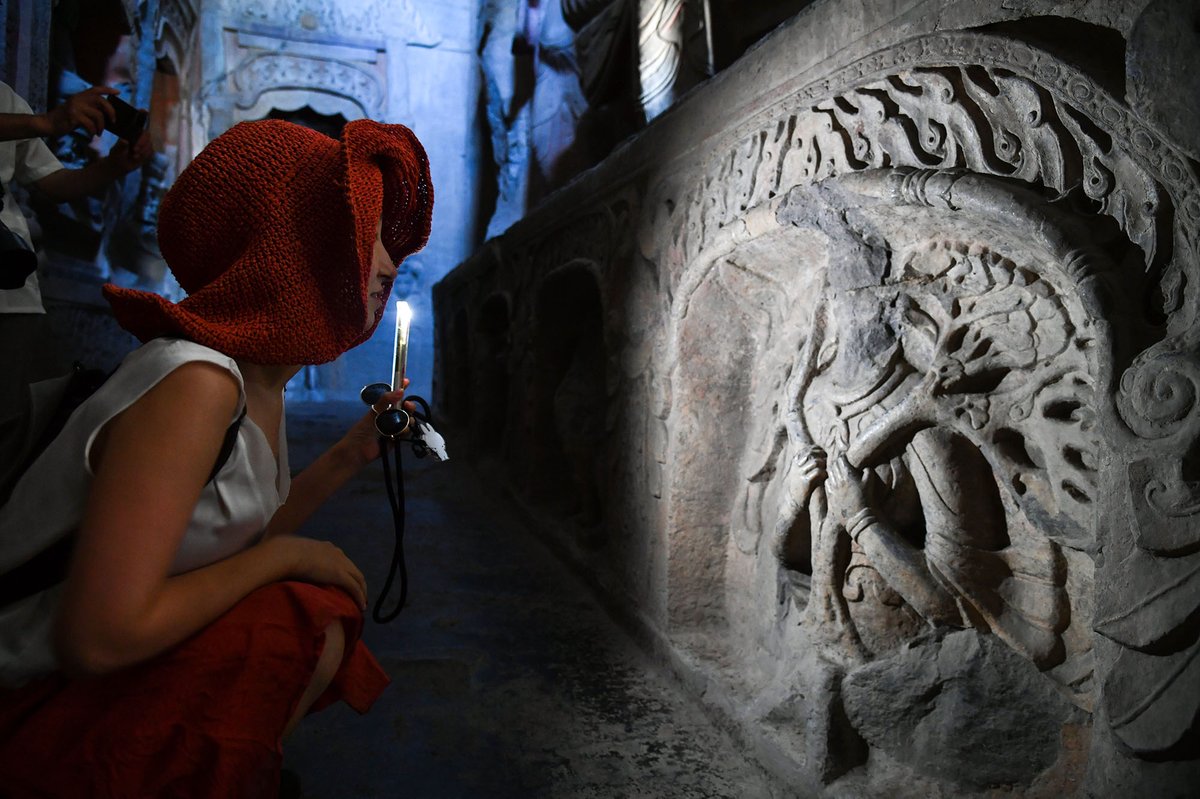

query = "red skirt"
0;582;390;799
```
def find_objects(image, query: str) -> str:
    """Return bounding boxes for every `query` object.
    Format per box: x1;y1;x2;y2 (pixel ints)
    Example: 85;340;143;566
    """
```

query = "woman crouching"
0;118;433;797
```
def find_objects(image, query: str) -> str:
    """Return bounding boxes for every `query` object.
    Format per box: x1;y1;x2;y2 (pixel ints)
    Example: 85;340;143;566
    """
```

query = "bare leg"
283;621;346;738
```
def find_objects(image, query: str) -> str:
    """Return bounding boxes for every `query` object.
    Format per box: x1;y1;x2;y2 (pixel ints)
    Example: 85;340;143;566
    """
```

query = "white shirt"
0;338;291;686
0;81;65;314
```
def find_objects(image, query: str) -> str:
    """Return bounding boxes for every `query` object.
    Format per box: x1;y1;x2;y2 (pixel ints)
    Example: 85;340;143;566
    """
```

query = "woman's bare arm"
262;386;409;540
53;362;366;676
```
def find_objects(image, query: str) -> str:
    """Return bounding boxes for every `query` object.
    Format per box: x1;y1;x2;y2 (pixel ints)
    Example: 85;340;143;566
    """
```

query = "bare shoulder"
151;359;242;409
90;360;241;472
132;359;242;428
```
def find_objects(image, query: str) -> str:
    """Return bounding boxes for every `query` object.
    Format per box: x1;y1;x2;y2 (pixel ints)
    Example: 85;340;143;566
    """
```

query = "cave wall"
435;0;1200;794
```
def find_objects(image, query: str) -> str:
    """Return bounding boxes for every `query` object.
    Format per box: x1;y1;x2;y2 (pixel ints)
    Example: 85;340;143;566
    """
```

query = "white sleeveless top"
0;338;291;686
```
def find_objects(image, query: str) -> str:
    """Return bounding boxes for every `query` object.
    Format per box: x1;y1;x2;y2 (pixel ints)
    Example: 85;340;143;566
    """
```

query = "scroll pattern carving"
232;54;383;117
664;33;1197;333
1117;350;1200;443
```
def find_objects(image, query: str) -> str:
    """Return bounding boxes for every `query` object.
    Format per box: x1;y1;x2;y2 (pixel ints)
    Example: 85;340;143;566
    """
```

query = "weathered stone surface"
1127;0;1200;162
843;630;1082;789
437;0;1200;794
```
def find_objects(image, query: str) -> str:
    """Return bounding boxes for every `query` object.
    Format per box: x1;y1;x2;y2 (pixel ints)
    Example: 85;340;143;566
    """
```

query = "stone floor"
281;402;786;799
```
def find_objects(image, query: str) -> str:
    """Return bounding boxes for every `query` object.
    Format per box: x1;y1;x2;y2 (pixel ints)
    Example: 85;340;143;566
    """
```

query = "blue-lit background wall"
4;0;811;397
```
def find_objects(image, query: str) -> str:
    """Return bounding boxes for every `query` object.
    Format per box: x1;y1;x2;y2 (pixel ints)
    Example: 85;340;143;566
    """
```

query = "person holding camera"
0;117;432;798
0;80;151;423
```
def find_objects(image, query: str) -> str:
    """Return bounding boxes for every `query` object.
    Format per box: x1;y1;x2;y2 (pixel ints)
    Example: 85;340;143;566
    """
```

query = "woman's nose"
376;252;398;279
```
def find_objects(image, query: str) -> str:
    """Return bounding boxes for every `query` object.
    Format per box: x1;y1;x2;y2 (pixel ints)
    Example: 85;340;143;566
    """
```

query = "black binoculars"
360;382;410;438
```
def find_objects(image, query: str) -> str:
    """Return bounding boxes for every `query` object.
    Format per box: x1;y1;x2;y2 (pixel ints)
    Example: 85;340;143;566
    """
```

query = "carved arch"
231;54;383;121
526;261;608;525
474;293;513;453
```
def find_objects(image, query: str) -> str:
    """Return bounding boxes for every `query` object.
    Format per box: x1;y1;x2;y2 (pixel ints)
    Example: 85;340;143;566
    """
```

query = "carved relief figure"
773;238;1097;704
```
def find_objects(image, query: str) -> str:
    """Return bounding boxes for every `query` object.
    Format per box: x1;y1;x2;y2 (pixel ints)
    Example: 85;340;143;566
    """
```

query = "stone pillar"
380;18;411;121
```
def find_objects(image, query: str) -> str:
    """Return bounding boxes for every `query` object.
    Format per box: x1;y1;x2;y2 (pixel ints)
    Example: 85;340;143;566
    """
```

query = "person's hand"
825;454;872;524
338;378;416;467
42;86;117;137
266;535;368;610
786;445;827;506
104;130;153;174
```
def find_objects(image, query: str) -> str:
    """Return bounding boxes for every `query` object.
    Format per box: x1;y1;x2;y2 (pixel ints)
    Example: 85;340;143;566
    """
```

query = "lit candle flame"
392;300;411;391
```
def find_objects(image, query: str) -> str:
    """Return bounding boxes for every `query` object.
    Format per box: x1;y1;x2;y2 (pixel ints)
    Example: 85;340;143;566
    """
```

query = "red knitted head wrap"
103;118;433;365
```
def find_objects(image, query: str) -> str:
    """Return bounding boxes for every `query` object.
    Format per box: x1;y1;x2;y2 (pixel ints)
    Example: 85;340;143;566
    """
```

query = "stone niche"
435;0;1200;795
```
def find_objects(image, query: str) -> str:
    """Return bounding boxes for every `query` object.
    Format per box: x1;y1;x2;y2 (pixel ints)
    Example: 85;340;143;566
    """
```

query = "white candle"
392;300;412;391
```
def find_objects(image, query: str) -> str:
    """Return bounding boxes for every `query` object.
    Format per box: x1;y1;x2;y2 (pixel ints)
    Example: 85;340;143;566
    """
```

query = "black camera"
104;95;147;143
0;184;37;290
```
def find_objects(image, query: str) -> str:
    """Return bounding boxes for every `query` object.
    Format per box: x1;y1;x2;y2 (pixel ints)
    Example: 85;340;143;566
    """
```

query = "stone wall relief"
428;9;1200;792
441;302;474;428
658;207;827;631
441;193;670;596
786;206;1095;668
648;32;1199;780
678;172;1110;789
472;292;514;454
1098;335;1200;758
666;246;796;626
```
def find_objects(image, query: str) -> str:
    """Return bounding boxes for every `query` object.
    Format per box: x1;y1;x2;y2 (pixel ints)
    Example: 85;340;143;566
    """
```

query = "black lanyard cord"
372;434;408;623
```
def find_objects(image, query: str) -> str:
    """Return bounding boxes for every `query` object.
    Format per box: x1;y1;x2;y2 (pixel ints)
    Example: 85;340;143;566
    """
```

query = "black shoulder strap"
208;408;246;484
0;411;248;610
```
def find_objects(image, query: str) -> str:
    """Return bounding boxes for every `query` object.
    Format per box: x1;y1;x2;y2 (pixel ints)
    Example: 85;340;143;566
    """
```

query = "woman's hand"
264;379;417;542
265;536;368;610
336;379;416;468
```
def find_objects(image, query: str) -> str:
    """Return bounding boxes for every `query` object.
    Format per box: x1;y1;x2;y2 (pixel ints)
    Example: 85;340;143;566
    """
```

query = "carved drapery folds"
635;0;686;120
565;0;707;122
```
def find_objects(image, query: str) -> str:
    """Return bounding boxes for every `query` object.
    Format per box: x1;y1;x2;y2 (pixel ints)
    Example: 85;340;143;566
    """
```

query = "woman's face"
365;216;397;331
